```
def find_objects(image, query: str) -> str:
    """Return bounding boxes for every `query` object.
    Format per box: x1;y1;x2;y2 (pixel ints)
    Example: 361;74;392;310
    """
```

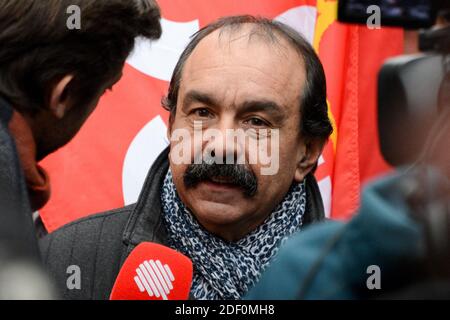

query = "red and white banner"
40;0;403;232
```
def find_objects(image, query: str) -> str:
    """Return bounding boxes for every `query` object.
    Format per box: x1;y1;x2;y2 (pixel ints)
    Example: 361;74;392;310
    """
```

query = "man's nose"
204;117;245;164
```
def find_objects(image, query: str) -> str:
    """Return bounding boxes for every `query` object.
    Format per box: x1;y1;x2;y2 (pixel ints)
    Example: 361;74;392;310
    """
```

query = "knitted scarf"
161;169;306;300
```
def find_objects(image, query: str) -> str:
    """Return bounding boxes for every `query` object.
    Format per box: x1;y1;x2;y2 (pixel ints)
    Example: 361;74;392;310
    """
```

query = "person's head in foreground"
41;15;333;300
0;0;162;210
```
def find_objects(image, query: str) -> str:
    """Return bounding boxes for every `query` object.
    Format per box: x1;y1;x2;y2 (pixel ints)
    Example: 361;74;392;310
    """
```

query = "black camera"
377;26;449;166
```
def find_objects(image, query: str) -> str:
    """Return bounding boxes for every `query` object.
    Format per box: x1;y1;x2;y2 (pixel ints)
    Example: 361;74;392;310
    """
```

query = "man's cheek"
169;160;188;185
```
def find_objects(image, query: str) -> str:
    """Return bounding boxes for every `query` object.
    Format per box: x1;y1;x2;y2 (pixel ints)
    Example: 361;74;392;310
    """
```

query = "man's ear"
49;75;74;119
294;138;325;182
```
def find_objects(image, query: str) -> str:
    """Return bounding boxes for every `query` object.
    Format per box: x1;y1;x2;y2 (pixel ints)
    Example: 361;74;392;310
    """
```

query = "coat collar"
0;96;51;211
122;146;170;247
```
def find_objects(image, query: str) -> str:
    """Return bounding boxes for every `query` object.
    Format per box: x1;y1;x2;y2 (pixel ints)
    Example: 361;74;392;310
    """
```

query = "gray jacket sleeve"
39;206;134;300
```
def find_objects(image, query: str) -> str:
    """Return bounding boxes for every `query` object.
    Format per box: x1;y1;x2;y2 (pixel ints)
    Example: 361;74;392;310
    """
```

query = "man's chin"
191;203;247;229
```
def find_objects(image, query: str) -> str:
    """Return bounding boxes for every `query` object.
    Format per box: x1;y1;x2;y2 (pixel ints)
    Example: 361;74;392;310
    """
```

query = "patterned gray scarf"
161;169;306;300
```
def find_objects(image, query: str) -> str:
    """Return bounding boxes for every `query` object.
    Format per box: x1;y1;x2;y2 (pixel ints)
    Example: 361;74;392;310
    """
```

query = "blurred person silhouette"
0;0;161;238
0;0;161;299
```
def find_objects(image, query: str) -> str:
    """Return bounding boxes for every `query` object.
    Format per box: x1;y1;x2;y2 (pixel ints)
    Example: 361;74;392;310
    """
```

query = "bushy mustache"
183;162;258;197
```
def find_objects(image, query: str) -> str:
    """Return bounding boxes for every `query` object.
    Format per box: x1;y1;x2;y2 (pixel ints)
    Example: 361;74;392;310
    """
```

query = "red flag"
314;1;402;218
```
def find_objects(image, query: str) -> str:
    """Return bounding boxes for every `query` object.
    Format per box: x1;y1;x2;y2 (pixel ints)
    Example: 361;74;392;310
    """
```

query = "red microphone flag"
110;242;193;300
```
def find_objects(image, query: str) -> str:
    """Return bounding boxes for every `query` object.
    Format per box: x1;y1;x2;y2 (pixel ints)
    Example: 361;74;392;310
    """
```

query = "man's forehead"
178;26;306;113
183;25;305;76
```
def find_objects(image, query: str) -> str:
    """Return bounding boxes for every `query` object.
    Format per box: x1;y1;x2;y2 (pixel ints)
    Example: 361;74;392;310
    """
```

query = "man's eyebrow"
182;90;220;109
240;100;287;123
182;91;288;123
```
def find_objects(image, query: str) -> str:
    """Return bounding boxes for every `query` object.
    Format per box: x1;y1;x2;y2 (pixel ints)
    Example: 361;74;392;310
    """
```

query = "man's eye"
246;117;268;127
193;108;211;118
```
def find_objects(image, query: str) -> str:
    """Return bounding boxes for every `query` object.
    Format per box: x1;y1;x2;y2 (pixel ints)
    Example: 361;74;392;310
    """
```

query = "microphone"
110;242;193;300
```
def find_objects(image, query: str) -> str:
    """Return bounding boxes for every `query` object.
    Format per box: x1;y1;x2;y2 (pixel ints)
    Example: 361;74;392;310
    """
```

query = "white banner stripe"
139;264;160;298
144;261;167;300
150;260;170;295
164;264;175;281
136;268;154;297
156;260;173;290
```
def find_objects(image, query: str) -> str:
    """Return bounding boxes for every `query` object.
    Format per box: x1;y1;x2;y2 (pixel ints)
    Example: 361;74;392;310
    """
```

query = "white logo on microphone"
134;260;175;300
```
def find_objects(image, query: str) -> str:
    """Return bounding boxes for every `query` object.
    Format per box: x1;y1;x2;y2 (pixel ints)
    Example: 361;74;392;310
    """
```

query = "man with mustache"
41;15;333;300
